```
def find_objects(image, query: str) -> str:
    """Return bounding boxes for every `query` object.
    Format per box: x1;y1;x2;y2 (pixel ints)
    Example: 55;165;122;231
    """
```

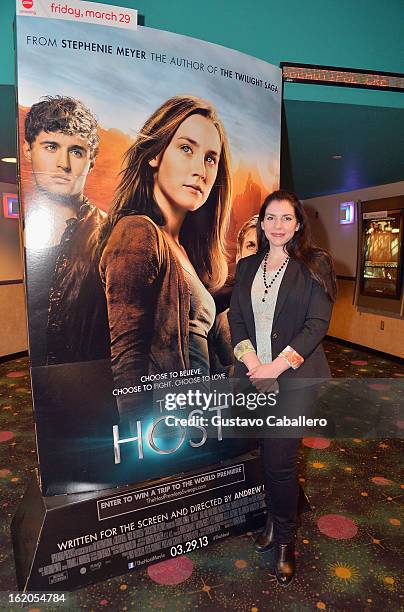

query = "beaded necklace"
262;252;289;302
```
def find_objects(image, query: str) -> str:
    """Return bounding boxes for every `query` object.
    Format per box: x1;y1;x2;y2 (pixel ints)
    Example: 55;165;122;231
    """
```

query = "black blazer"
228;252;333;387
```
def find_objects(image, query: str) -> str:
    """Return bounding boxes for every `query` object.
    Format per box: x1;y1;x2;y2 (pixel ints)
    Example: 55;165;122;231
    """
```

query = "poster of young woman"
15;6;282;496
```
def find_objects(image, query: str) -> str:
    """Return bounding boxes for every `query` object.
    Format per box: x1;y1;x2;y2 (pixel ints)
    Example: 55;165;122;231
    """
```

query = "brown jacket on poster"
99;214;190;393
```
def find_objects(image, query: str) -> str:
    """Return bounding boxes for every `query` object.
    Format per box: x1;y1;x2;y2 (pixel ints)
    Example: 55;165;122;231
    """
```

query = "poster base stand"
12;452;267;591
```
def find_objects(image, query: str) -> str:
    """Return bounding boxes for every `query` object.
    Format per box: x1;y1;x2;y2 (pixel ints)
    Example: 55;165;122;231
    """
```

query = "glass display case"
360;210;403;299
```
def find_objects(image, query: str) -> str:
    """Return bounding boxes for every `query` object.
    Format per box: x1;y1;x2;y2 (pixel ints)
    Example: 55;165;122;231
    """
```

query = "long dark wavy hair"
257;189;337;301
97;95;232;291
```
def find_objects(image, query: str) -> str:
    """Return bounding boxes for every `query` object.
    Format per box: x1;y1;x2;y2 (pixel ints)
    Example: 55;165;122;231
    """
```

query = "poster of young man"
15;5;282;496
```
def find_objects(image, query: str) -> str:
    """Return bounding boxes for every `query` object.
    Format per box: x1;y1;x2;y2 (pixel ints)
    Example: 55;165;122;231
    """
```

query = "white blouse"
251;260;288;364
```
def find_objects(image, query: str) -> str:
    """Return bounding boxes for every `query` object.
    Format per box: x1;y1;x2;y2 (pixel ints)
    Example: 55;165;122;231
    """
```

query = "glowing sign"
2;193;19;218
282;64;404;92
339;201;355;225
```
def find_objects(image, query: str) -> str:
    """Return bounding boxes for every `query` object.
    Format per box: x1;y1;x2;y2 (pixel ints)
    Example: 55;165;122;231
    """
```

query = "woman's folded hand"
247;363;279;393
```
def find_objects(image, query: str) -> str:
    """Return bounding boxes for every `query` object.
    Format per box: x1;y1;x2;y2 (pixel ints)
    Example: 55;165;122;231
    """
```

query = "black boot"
274;542;295;587
254;515;274;553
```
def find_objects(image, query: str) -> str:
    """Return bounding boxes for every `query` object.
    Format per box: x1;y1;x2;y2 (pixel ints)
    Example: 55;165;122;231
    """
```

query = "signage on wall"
281;63;404;93
363;210;388;220
2;193;19;218
339;201;355;225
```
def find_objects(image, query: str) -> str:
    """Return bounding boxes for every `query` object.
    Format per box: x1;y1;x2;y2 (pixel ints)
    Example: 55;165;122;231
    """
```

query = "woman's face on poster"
149;113;221;213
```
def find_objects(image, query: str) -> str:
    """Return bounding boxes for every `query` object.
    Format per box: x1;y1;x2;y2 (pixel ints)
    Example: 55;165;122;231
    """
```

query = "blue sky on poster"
16;17;281;188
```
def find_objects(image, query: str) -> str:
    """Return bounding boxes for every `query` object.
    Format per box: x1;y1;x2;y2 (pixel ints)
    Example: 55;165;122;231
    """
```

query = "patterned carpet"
0;340;403;611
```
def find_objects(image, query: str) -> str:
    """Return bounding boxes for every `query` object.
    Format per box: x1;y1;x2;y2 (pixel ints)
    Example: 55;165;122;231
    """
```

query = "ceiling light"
1;157;17;163
332;154;342;160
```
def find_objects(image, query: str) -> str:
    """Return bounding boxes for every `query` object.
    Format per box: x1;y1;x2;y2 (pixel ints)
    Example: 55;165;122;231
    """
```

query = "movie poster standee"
12;0;282;590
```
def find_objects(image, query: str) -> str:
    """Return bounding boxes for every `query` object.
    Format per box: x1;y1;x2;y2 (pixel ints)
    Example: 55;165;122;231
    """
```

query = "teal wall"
2;0;404;104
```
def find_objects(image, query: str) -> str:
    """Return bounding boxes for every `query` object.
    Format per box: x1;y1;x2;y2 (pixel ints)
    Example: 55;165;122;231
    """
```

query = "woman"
97;95;231;425
228;189;336;586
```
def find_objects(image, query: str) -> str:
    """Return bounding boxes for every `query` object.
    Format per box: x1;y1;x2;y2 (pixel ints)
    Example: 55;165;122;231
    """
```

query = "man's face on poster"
23;130;92;199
